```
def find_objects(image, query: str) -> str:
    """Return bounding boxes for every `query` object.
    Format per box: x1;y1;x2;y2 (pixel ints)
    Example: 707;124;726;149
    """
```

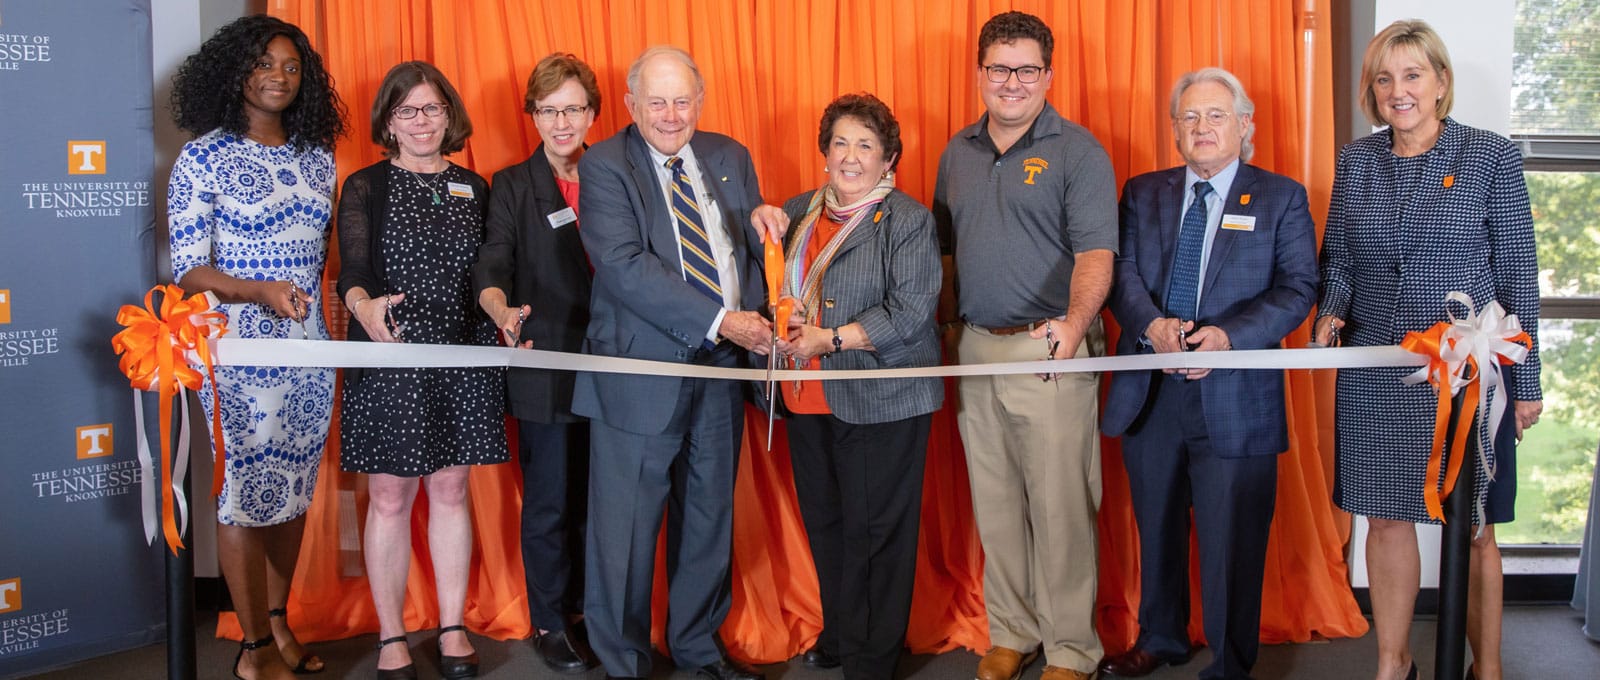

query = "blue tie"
667;156;723;304
1165;181;1213;320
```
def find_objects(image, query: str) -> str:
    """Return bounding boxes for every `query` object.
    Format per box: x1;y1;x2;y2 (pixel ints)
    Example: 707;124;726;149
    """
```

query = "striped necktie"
667;156;723;304
1165;180;1213;320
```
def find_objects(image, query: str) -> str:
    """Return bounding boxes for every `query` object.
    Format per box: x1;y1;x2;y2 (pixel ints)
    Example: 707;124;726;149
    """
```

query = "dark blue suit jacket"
1103;163;1318;457
572;125;766;435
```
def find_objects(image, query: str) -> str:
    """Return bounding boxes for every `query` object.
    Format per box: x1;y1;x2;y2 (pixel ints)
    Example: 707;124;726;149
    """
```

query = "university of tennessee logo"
0;289;9;324
1023;157;1049;185
68;140;106;175
0;578;19;615
76;423;112;459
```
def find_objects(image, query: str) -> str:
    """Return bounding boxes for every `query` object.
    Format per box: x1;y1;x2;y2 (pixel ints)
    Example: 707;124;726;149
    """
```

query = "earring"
823;166;829;173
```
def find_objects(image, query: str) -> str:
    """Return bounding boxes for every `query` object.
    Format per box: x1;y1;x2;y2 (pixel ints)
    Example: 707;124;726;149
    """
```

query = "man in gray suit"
573;46;770;680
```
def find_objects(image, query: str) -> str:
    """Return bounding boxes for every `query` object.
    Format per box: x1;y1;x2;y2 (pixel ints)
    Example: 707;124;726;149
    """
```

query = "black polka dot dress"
1319;119;1541;526
340;164;507;476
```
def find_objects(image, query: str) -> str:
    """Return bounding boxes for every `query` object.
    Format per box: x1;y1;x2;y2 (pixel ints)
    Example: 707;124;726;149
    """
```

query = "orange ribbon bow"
111;284;229;553
1398;292;1531;523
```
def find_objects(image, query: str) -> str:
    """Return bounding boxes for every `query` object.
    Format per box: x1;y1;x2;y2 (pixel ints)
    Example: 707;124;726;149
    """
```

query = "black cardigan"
335;159;491;345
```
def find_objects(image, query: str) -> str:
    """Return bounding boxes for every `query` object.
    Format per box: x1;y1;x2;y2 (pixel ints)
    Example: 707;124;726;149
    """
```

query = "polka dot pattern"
339;164;507;476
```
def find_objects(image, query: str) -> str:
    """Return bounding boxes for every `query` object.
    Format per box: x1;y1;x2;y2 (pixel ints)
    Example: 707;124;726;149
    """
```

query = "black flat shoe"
438;624;481;679
802;646;841;669
1406;662;1419;680
375;634;417;680
233;634;275;680
536;626;598;673
268;607;325;674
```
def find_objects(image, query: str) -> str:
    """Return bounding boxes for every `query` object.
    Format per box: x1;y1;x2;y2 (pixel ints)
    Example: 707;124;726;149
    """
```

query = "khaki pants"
956;321;1104;673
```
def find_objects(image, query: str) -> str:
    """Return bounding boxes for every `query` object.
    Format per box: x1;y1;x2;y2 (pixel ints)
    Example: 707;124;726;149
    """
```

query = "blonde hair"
1360;19;1454;126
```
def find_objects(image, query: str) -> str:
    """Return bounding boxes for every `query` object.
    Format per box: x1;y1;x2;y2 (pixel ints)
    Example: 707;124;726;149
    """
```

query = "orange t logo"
1023;158;1049;185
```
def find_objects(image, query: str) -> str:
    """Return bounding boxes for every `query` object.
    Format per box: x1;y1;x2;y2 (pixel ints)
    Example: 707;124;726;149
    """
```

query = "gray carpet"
21;605;1600;679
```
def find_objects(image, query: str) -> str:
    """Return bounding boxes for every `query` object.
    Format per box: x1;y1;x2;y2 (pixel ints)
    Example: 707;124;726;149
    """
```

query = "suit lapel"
696;142;748;256
625;127;678;269
1155;169;1186;296
1201;164;1254;294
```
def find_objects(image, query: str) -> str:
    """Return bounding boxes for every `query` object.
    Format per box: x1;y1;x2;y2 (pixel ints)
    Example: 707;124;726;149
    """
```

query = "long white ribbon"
133;389;157;546
212;337;1429;377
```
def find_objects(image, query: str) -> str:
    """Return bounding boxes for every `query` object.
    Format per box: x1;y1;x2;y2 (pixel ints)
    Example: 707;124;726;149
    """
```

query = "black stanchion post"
166;394;197;680
1435;389;1477;680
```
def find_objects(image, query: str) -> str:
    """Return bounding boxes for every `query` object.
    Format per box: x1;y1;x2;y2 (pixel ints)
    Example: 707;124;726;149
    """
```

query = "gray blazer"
781;188;943;424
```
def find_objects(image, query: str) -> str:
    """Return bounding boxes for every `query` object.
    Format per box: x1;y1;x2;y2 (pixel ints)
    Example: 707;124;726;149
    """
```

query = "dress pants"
955;323;1104;674
518;419;590;632
583;351;743;678
1121;374;1278;680
788;411;932;680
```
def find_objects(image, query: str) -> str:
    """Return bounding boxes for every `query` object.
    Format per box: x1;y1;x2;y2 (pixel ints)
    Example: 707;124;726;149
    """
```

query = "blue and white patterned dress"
168;128;336;527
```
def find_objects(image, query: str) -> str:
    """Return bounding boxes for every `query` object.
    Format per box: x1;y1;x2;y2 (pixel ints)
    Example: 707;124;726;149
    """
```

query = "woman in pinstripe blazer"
1315;20;1542;680
768;93;942;680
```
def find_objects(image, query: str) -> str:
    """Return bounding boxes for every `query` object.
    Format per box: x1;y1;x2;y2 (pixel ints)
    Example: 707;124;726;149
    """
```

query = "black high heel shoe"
375;634;417;680
233;634;275;680
267;607;325;674
438;624;481;679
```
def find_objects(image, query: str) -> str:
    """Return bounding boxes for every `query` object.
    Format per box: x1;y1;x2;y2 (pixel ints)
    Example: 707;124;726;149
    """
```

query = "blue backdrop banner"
0;0;164;676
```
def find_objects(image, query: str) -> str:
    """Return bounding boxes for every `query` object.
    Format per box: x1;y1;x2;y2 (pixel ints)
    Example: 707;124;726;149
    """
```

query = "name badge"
547;206;578;229
447;182;474;199
1220;214;1256;231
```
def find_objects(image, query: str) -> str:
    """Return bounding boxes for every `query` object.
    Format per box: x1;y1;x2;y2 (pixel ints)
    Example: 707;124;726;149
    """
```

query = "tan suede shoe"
1041;665;1096;680
975;646;1040;680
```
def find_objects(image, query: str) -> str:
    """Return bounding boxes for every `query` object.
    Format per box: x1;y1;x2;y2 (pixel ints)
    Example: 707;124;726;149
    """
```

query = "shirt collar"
1184;158;1242;203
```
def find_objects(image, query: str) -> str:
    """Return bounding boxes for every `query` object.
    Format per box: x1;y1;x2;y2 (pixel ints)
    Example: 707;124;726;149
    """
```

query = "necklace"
404;165;447;205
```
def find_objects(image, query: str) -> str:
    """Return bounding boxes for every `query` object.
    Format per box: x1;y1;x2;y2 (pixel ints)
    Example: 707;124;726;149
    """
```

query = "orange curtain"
223;0;1365;663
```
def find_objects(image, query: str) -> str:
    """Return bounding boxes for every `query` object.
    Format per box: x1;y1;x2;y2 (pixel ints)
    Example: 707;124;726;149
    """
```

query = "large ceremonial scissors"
763;236;793;450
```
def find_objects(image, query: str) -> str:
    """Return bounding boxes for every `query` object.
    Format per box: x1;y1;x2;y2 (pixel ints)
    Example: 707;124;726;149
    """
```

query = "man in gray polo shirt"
932;11;1117;680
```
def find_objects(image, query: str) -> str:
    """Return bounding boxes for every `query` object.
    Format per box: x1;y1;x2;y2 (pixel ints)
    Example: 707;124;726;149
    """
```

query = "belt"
972;320;1048;336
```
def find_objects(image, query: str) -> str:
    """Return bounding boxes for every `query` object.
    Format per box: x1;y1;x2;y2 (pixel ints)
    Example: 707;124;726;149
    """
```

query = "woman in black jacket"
471;53;602;673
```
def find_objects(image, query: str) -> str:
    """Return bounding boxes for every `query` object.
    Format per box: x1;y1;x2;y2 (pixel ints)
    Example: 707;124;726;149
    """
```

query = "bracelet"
831;327;843;354
349;297;371;311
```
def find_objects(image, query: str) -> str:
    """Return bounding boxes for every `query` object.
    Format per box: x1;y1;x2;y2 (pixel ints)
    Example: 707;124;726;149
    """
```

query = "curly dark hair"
816;93;902;172
170;15;346;152
978;11;1054;70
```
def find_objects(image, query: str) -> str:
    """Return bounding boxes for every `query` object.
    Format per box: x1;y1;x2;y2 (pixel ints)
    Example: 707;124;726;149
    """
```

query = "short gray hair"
626;45;704;96
1169;67;1257;163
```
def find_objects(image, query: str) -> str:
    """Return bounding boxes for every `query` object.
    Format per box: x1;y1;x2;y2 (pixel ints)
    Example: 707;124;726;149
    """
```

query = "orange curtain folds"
230;0;1364;662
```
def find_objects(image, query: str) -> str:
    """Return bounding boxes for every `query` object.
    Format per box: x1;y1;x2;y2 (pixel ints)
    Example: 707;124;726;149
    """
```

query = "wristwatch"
831;327;843;354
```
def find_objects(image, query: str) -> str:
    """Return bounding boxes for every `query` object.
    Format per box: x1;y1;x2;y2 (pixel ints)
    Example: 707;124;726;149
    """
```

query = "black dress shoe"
536;627;598;673
697;657;765;680
802;646;841;669
1097;645;1196;677
437;625;480;679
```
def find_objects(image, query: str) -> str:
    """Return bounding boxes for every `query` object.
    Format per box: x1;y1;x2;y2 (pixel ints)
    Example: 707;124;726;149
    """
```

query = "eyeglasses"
1177;110;1233;128
982;64;1045;84
392;103;448;120
534;105;589;122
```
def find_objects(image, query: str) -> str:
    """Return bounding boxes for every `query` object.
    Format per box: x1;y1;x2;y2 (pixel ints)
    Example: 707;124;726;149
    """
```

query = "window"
1503;0;1600;546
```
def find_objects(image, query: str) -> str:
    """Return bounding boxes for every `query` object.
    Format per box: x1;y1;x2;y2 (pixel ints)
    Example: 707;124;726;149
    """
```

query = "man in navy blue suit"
1100;67;1318;680
574;46;772;680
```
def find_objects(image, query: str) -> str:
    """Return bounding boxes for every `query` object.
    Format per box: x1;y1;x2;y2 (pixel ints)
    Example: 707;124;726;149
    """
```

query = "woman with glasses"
471;52;601;673
337;61;506;680
758;92;942;680
168;14;345;680
1315;20;1541;680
